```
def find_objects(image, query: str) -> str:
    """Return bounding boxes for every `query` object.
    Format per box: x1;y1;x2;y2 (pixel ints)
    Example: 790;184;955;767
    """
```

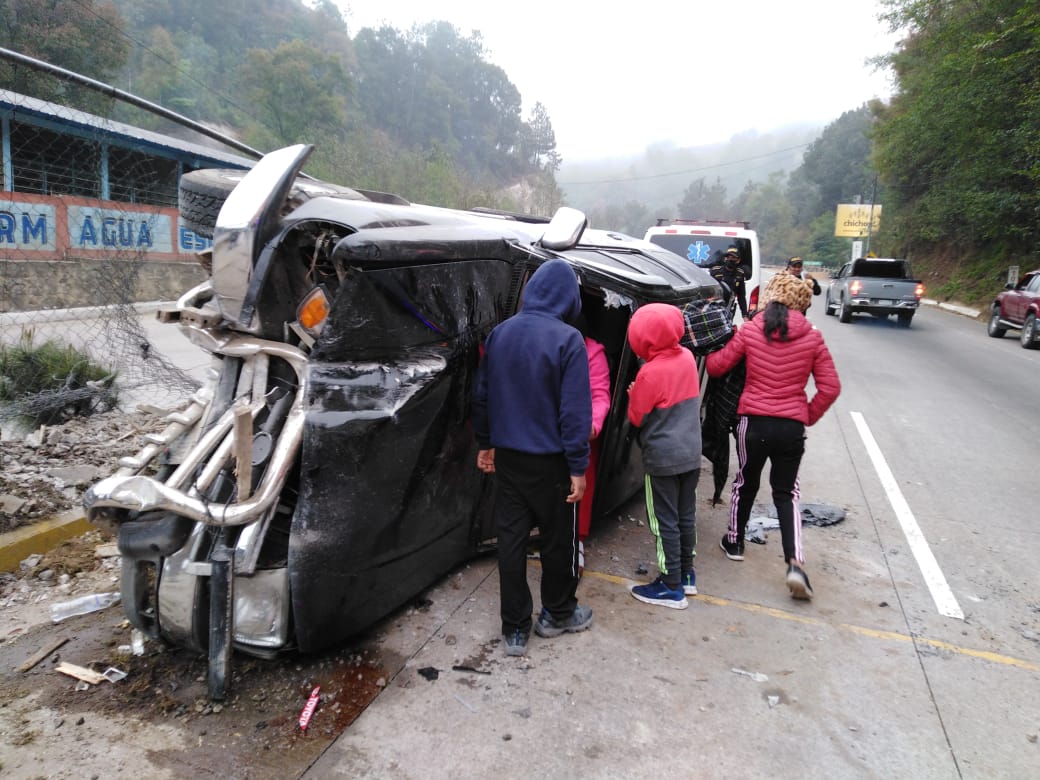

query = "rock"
46;463;100;488
1;494;27;514
95;544;120;559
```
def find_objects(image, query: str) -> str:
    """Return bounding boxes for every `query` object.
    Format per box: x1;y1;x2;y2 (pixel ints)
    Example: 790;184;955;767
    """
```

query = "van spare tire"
178;168;370;238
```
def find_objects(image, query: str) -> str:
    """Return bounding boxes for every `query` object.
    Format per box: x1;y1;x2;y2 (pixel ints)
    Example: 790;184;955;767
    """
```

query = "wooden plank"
56;662;105;685
17;636;70;673
234;404;253;501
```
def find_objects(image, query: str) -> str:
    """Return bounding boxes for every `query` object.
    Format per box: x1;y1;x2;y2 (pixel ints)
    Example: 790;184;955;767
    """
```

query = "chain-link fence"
1;61;256;431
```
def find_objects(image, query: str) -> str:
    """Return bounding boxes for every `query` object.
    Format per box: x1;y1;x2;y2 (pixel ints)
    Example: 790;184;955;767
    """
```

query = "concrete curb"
0;510;92;573
0;301;170;326
922;298;981;319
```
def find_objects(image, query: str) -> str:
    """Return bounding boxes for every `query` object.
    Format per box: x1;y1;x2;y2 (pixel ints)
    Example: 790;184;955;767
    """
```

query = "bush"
0;330;118;426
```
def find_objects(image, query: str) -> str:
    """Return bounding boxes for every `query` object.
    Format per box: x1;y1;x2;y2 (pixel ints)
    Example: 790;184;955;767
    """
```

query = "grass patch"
0;329;118;426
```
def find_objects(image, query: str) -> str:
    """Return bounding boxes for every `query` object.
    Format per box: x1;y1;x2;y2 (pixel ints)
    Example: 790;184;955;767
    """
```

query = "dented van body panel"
84;145;721;668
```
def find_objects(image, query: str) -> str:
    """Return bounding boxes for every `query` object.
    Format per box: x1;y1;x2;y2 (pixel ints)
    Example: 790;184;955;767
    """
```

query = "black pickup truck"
825;257;925;327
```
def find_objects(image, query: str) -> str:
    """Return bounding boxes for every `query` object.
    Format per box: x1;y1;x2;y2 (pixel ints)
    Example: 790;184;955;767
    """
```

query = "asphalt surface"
5;295;1037;780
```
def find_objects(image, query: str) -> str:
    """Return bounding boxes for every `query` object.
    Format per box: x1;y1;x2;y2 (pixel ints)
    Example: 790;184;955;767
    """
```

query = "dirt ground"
0;410;400;778
0;528;418;779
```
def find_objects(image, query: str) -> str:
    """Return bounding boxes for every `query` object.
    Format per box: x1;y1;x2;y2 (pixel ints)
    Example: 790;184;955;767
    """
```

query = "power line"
559;142;812;186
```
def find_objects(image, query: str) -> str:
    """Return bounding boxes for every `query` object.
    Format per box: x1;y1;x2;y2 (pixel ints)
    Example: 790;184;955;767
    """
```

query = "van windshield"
648;235;752;269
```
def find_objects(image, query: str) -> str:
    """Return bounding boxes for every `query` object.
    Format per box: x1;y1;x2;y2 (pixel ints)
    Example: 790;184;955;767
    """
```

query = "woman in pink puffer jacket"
706;272;841;600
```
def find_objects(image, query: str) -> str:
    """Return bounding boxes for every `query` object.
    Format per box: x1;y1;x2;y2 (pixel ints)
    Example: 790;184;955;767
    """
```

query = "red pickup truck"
987;269;1040;349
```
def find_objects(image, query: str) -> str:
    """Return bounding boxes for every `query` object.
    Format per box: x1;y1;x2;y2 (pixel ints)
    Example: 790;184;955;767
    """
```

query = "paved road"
6;299;1036;778
301;300;1039;779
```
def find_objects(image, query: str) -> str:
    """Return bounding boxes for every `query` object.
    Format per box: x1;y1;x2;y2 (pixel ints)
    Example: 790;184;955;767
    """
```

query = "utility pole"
864;175;878;255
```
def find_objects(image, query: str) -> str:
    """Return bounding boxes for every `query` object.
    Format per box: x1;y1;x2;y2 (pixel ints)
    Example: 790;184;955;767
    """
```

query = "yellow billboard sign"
834;204;882;237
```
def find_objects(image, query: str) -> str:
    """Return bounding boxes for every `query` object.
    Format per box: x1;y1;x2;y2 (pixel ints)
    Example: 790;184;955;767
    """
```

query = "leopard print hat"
759;271;813;313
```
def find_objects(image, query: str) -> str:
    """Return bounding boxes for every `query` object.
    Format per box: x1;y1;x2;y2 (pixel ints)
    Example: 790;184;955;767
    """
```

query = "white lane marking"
850;411;964;620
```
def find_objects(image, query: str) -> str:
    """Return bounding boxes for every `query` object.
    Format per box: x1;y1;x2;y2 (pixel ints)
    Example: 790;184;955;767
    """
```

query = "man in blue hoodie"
472;259;594;657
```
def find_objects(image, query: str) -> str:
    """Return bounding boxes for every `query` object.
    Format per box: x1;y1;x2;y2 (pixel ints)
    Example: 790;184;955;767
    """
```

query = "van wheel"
987;310;1007;338
838;297;852;323
1020;313;1039;349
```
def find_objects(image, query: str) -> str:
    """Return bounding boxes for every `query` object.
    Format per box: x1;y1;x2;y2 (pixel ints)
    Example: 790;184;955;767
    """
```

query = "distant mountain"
559;124;822;214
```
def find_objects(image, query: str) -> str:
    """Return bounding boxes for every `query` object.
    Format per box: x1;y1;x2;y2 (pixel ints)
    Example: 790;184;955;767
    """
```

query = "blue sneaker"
630;577;688;609
681;569;697;596
503;629;529;656
533;605;593;638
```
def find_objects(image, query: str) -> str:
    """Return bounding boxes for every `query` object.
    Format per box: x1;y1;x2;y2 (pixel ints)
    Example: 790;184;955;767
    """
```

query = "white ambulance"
643;219;762;317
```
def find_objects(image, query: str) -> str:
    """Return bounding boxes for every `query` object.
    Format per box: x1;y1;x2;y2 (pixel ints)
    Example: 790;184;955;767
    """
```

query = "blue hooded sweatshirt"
472;259;592;476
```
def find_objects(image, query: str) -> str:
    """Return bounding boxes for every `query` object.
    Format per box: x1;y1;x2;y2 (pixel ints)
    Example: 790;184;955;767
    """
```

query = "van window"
647;235;753;269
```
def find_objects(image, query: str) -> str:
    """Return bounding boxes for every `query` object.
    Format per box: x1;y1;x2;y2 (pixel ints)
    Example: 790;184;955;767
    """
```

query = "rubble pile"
0;408;167;534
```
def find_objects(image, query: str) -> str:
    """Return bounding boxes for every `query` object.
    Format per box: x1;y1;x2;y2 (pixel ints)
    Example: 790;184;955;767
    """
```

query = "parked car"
987;269;1040;349
83;144;722;690
825;257;924;326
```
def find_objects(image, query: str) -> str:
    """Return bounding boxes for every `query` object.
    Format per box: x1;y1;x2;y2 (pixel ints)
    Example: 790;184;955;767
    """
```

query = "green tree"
419;22;524;179
523;101;558;170
116;27;221;128
0;0;130;112
806;213;854;270
237;39;350;146
350;21;529;184
676;177;729;220
873;0;1040;253
738;172;797;264
794;105;876;227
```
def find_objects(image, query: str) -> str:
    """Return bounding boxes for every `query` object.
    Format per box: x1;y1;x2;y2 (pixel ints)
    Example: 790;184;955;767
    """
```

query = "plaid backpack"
679;298;734;356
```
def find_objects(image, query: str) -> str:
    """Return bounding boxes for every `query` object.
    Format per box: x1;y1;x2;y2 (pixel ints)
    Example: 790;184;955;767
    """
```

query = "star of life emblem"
687;241;711;263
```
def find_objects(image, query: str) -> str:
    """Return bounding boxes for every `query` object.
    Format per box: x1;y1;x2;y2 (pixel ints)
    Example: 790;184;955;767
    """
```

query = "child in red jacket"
625;303;702;609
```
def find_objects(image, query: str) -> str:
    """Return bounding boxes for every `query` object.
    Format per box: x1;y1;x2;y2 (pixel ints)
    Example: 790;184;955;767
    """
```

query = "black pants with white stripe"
727;415;807;564
494;448;580;635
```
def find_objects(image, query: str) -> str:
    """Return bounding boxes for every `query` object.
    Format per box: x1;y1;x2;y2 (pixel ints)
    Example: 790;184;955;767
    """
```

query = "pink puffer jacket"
705;310;840;426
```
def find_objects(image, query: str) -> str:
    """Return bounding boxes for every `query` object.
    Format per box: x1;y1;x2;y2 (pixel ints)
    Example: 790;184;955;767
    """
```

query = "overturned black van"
84;145;721;682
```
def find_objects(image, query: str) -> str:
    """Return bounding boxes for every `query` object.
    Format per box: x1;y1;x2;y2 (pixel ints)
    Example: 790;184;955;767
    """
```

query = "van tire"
179;168;363;238
179;169;247;238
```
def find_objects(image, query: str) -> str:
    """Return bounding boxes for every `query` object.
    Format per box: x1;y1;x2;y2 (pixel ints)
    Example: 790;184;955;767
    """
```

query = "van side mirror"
540;207;587;251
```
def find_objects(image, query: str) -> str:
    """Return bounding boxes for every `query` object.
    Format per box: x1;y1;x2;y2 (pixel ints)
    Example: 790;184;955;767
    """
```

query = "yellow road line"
585;569;1039;672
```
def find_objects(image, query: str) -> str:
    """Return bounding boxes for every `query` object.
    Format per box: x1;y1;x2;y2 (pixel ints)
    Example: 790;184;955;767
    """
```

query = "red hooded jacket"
626;303;701;476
